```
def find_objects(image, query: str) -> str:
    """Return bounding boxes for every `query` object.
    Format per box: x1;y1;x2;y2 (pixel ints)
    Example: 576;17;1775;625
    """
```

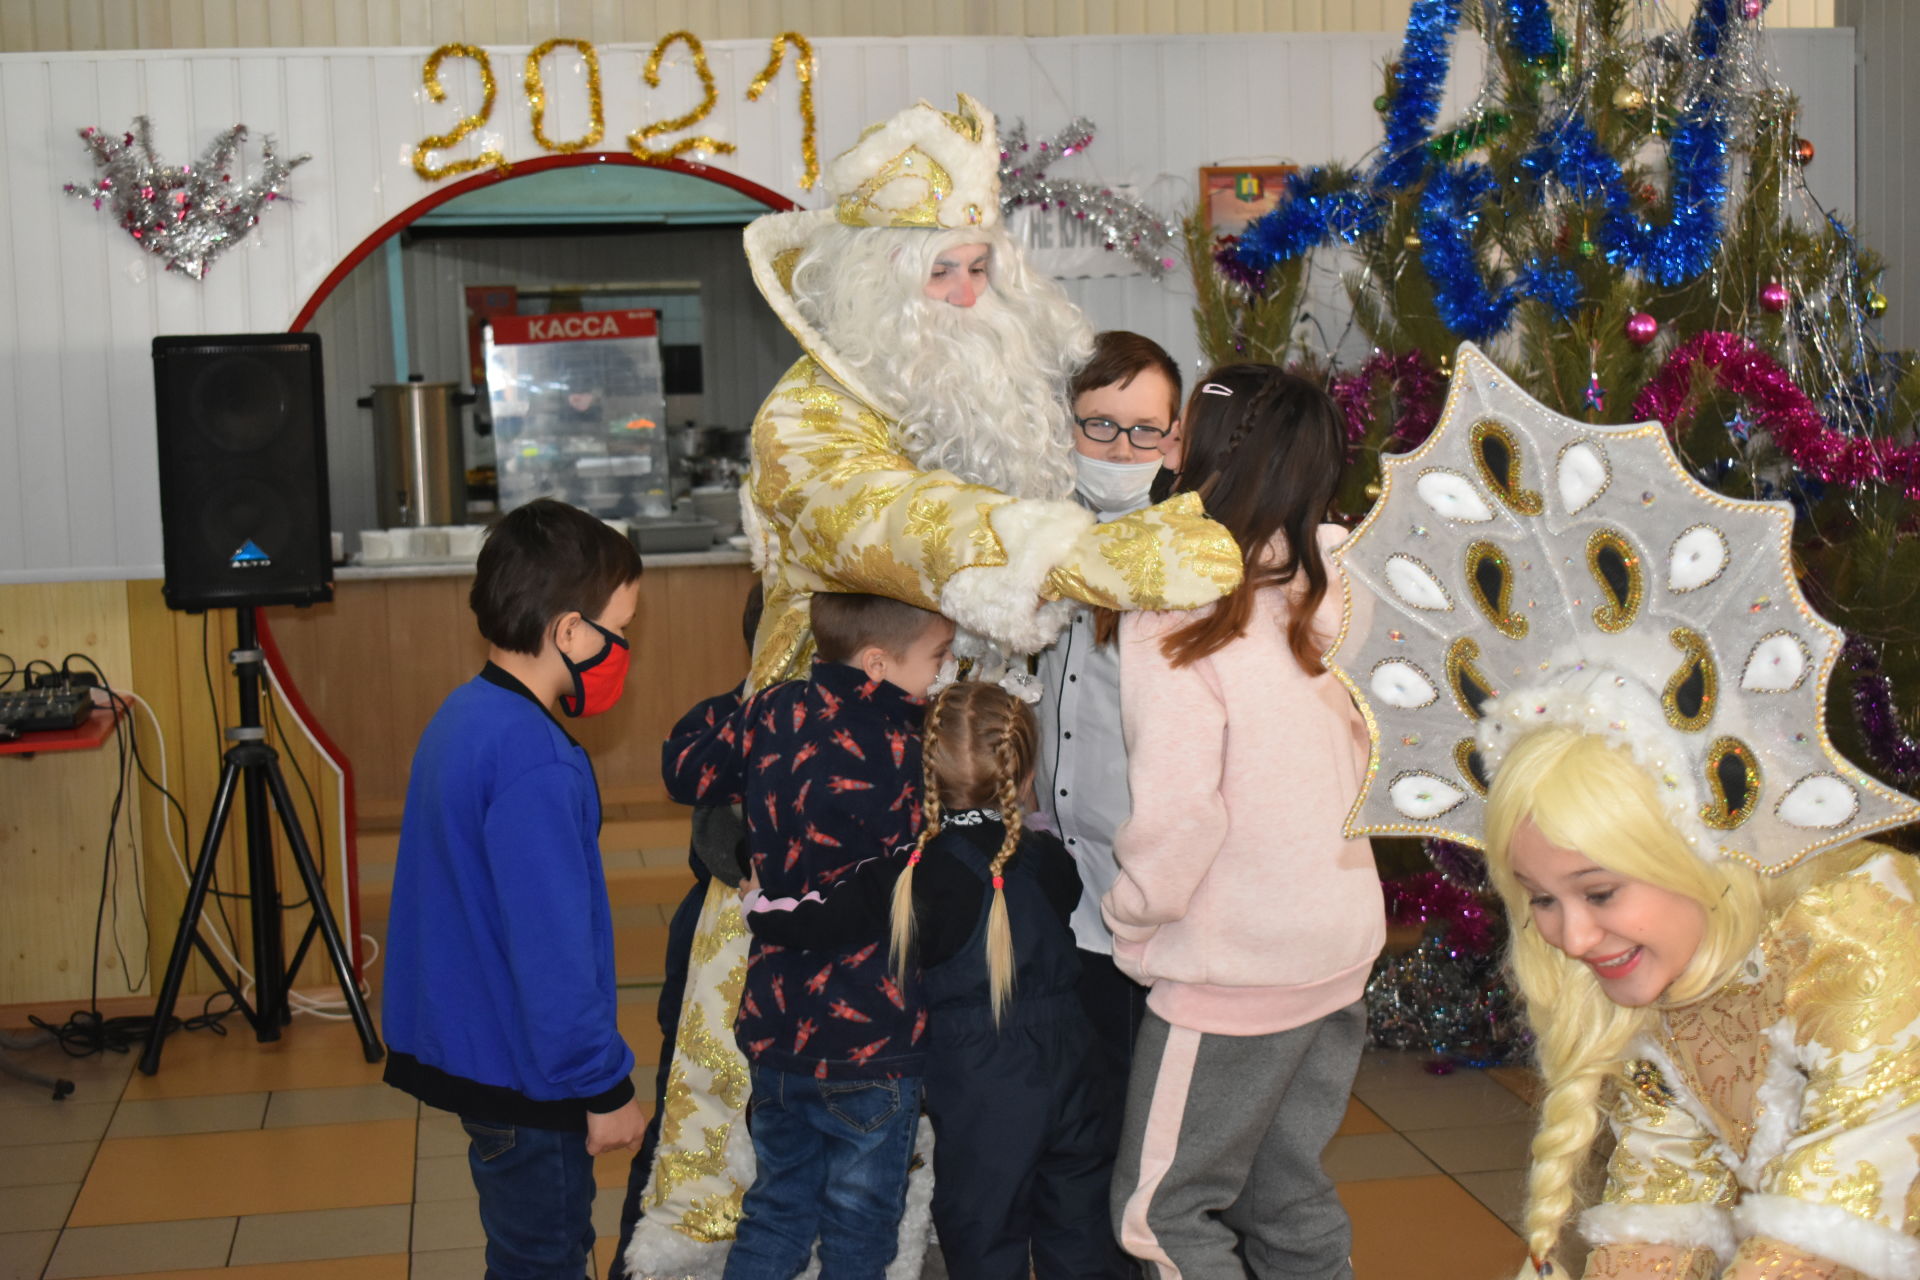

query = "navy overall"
921;818;1126;1280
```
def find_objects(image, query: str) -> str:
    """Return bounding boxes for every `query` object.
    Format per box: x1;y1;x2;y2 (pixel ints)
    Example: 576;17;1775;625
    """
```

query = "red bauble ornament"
1625;312;1660;345
1760;281;1790;313
1741;0;1764;18
1793;137;1815;165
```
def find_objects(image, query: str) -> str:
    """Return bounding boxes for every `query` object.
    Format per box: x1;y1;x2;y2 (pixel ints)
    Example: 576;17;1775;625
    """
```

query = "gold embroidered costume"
1581;849;1920;1280
625;94;1237;1279
741;353;1240;688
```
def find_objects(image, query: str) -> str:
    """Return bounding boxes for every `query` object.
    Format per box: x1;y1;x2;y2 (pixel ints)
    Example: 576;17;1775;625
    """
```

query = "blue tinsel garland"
1219;169;1384;291
1215;0;1735;338
1503;0;1558;63
1377;0;1465;190
1417;164;1582;339
1529;109;1729;288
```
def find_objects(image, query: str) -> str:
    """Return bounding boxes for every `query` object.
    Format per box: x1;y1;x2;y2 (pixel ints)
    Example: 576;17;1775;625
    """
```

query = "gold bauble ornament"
1866;290;1889;318
1612;85;1648;111
1404;232;1423;249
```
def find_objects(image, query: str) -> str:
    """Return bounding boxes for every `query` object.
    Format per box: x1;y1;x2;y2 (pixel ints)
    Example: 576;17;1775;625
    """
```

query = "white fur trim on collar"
1580;1202;1736;1264
1736;1017;1806;1187
938;499;1092;655
1734;1194;1920;1280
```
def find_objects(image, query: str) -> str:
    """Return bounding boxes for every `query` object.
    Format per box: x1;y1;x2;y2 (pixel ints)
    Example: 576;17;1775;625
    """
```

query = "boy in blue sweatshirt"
383;497;647;1279
663;592;954;1280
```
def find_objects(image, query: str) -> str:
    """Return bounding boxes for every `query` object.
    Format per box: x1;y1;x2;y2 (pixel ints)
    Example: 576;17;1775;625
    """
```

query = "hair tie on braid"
991;874;1004;890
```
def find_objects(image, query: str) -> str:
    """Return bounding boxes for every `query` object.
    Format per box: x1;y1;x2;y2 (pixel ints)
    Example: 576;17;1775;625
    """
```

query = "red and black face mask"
558;618;630;718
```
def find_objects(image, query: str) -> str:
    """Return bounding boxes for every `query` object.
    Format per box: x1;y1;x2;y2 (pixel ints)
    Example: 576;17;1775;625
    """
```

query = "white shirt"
1034;493;1142;954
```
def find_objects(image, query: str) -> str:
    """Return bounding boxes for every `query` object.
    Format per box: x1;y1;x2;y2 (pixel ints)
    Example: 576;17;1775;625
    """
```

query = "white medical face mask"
1073;454;1162;514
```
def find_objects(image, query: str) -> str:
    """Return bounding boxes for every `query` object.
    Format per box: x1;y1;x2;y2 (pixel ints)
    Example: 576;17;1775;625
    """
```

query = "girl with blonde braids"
742;680;1124;1280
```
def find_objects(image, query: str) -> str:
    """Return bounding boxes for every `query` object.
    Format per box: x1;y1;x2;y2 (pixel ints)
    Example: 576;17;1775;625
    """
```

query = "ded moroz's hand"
585;1098;647;1155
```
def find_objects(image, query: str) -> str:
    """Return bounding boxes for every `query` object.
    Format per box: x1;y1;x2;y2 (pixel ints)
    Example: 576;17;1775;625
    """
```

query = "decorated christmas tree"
1195;0;1920;829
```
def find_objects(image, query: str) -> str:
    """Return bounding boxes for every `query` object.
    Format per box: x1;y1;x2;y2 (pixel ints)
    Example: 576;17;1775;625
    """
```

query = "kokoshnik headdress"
1327;343;1919;873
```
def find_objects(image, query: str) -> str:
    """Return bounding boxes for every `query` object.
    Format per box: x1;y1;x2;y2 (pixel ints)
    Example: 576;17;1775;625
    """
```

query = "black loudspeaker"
152;333;333;611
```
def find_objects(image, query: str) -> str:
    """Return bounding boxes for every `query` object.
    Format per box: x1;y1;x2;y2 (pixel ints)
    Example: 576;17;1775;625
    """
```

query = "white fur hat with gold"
827;92;1000;231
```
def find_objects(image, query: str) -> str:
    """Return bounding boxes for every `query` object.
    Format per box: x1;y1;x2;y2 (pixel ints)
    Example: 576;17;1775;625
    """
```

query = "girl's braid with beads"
982;714;1029;1023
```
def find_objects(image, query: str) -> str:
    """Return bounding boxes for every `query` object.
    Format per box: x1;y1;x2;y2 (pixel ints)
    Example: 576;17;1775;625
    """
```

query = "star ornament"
63;116;310;279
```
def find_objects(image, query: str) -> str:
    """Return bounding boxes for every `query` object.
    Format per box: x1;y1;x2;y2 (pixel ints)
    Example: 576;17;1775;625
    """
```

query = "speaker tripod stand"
140;608;383;1075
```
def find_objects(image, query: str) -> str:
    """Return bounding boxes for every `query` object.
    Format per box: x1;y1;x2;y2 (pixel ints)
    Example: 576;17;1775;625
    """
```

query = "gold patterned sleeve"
749;358;1239;654
1040;491;1244;613
1718;1237;1871;1279
1579;1059;1738;1268
1737;853;1920;1279
1581;1243;1721;1278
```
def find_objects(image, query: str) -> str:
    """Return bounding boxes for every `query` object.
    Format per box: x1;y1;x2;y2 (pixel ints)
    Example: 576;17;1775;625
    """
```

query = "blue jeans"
722;1064;923;1280
461;1116;597;1280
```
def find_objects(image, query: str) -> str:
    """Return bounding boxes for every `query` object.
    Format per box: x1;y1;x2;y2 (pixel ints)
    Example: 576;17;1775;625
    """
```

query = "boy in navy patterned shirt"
664;592;954;1280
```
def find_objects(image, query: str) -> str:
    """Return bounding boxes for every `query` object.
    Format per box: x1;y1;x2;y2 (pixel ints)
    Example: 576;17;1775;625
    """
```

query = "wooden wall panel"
0;581;141;1004
258;562;758;823
125;584;354;1004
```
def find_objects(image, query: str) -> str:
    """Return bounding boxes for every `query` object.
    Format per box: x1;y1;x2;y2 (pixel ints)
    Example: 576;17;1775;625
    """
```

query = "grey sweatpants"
1110;1001;1366;1280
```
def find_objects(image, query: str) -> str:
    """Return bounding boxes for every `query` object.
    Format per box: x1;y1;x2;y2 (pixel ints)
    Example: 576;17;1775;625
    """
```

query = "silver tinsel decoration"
64;116;309;280
998;116;1181;279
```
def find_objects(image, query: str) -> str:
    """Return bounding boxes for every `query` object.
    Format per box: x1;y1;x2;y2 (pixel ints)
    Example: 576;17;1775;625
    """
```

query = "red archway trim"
270;154;795;977
289;152;800;331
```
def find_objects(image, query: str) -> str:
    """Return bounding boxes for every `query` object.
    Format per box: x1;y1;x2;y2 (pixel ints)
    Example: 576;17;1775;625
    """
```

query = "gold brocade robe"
741;355;1242;689
1580;849;1920;1280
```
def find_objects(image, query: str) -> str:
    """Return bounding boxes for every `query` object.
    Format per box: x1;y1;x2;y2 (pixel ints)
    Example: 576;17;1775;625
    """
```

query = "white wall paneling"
0;30;1856;581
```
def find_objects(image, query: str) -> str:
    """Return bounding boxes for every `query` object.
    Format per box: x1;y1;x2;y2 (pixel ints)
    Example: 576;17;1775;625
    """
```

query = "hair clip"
1199;382;1234;397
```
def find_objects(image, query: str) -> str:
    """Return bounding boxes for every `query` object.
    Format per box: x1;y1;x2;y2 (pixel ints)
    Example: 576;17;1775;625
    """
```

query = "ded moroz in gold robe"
1579;847;1920;1280
622;211;1241;1278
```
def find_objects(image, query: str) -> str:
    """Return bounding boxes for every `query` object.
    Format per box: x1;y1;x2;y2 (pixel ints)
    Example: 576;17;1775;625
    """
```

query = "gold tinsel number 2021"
412;31;818;190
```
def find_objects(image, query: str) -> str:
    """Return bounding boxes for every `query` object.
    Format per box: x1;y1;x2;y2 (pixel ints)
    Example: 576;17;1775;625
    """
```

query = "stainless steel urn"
358;377;474;528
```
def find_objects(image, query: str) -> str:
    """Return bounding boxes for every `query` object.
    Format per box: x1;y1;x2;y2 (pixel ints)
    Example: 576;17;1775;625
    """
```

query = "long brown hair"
1159;364;1346;673
889;681;1037;1023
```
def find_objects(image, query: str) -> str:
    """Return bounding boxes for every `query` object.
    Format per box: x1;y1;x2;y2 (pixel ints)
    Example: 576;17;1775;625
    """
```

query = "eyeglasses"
1074;416;1172;449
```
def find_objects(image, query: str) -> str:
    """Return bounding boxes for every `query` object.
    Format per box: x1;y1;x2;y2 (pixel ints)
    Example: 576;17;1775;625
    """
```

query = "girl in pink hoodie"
1102;364;1383;1280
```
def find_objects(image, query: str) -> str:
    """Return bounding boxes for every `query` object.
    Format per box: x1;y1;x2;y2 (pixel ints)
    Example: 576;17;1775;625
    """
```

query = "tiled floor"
1;818;1535;1279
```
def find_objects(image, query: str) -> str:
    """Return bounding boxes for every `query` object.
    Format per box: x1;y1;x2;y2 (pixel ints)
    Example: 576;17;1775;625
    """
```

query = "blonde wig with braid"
888;681;1038;1024
1484;727;1833;1272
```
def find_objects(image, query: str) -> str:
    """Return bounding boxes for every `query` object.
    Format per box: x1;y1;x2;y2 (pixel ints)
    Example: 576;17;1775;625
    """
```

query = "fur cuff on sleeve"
1580;1203;1735;1264
939;499;1094;655
1734;1195;1920;1280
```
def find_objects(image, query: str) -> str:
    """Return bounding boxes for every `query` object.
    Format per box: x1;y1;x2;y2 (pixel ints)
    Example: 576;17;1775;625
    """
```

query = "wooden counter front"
263;559;759;823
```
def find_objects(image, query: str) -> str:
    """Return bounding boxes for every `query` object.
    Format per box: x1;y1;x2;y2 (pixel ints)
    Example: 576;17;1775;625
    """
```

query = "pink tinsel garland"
1380;872;1496;956
1629;331;1920;499
1331;350;1445;451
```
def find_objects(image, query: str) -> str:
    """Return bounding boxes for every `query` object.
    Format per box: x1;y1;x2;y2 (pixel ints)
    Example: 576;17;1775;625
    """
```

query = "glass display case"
482;309;671;518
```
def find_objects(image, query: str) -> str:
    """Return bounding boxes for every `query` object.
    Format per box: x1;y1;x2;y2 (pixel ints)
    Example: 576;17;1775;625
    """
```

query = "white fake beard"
871;291;1081;500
